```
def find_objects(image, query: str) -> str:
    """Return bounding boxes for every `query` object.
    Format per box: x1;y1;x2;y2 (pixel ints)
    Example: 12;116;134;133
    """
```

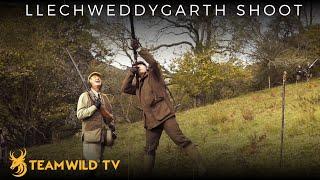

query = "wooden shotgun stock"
99;106;114;123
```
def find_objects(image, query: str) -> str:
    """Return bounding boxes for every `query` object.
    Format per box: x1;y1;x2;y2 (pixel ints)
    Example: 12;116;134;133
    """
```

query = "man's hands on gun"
94;99;101;109
130;66;139;75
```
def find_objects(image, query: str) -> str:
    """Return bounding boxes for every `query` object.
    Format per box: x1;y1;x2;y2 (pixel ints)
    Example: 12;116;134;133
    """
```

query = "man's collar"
90;88;100;97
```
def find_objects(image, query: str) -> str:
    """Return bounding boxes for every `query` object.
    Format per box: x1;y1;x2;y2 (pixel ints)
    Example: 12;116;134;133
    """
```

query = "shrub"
241;108;255;121
207;111;230;125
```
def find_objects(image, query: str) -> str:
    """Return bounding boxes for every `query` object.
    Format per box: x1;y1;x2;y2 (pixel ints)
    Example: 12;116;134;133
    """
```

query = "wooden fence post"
280;71;287;167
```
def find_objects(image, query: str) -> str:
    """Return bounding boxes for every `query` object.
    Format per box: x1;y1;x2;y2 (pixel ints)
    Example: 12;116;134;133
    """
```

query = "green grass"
26;79;320;177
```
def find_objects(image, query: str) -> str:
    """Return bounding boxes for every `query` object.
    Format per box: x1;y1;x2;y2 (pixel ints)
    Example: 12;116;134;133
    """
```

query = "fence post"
280;71;287;167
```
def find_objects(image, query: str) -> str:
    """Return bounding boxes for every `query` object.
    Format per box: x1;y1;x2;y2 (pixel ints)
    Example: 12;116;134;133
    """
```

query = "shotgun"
128;0;138;63
65;48;114;123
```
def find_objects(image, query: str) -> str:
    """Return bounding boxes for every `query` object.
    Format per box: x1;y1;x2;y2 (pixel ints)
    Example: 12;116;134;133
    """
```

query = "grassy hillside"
26;79;320;178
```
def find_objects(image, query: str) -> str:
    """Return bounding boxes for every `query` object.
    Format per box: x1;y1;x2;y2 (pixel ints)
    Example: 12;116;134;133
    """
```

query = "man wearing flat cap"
77;72;113;163
121;40;207;176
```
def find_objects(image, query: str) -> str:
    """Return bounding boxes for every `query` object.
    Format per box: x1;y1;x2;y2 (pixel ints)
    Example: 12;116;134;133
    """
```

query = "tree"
170;49;251;107
0;6;111;147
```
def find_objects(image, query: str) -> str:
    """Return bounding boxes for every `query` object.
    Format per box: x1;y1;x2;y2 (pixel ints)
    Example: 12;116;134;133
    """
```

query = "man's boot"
143;155;155;175
183;144;207;176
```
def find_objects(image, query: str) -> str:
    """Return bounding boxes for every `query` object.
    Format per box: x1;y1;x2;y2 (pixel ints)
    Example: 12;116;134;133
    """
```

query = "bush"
241;108;255;121
207;111;230;125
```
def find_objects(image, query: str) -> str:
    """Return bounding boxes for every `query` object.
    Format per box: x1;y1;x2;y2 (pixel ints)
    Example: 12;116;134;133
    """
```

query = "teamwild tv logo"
8;148;121;177
9;148;27;177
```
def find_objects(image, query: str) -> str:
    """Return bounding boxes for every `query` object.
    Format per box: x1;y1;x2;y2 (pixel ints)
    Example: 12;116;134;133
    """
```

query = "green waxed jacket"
121;48;175;129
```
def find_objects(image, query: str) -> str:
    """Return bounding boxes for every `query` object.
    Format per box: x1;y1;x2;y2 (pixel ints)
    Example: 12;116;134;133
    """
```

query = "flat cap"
88;72;102;82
